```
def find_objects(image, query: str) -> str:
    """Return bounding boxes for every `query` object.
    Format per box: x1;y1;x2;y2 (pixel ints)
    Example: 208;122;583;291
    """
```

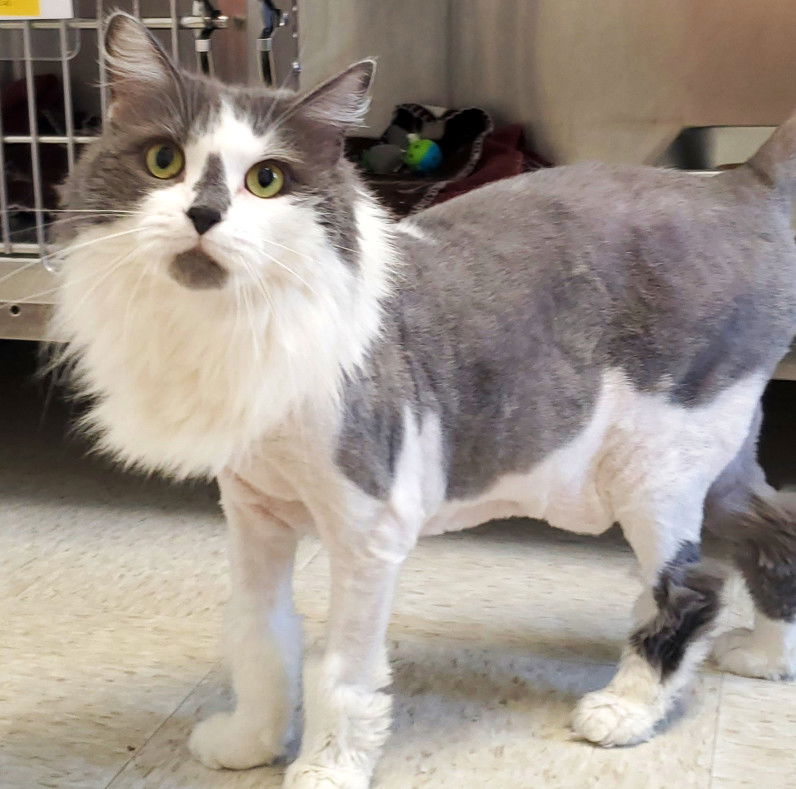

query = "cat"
51;12;796;789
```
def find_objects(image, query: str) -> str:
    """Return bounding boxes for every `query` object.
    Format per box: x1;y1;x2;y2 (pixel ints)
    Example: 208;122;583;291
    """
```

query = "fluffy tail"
746;112;796;190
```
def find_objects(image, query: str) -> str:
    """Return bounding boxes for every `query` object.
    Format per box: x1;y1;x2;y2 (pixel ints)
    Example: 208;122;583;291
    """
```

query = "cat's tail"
746;112;796;192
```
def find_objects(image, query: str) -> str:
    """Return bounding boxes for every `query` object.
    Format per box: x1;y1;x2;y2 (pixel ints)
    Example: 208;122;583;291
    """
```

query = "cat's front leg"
284;509;414;789
189;471;302;770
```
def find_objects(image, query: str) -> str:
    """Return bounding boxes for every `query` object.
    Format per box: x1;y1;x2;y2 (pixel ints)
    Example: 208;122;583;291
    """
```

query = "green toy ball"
403;133;442;173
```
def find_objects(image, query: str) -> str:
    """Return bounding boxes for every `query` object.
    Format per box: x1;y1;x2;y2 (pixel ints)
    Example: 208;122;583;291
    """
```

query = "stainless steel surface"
0;301;54;342
777;349;796;381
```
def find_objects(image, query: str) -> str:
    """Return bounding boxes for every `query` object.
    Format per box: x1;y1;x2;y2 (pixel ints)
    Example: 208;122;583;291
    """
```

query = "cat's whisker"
57;246;143;326
43;227;145;262
233;251;274;309
260;234;356;267
0;282;64;309
9;207;141;214
0;246;136;312
256;248;321;299
239;278;264;363
1;213;136;240
0;258;42;289
122;255;154;344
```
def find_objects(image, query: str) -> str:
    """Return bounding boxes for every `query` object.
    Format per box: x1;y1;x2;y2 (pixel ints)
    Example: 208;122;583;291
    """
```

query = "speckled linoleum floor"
1;340;795;789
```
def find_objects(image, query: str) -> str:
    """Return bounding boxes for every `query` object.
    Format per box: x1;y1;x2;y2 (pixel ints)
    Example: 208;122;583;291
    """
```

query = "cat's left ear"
103;12;180;110
288;60;375;162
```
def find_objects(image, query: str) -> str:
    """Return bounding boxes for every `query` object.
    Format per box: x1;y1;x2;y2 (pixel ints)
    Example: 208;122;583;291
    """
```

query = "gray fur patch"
337;163;796;500
631;559;723;678
169;248;227;290
191;153;229;217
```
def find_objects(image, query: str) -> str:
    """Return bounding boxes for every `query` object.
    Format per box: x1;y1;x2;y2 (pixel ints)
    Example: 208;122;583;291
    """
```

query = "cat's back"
396;160;796;386
404;161;777;254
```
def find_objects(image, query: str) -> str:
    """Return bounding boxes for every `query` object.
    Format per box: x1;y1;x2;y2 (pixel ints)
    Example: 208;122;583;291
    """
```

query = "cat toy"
403;133;442;173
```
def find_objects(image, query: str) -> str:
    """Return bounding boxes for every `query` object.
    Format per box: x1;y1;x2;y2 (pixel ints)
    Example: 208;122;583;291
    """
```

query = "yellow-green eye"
245;161;285;198
145;142;184;179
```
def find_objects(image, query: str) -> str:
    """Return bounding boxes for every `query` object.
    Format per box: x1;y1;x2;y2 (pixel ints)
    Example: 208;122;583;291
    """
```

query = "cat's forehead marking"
192;153;230;213
185;102;295;187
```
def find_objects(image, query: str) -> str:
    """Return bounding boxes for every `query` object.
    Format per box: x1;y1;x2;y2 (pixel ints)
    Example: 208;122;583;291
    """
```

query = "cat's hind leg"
704;427;796;680
189;471;302;770
572;490;724;746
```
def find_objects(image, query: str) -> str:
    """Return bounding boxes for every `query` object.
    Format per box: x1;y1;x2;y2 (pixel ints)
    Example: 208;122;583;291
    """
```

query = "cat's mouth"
168;247;228;290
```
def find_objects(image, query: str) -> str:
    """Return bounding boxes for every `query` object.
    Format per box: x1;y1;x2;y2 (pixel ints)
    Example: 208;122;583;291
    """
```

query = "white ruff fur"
54;106;393;479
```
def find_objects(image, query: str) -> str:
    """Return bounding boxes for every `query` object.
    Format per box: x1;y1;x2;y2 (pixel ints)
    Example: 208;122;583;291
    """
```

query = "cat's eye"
245;161;285;198
145;142;184;179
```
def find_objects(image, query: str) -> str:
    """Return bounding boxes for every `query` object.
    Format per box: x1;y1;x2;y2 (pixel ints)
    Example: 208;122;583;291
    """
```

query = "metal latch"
258;0;288;86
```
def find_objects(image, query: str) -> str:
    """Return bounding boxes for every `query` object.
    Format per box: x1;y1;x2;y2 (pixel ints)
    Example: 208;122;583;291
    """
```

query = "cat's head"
58;12;377;290
53;13;394;479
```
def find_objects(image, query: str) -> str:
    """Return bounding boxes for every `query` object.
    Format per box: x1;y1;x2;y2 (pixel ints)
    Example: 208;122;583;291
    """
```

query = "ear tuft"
104;12;177;99
293;59;376;130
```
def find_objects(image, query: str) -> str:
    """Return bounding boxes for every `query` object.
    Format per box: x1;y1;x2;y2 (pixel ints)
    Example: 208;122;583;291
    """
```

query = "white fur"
713;613;796;679
189;471;302;770
284;655;392;788
54;105;394;480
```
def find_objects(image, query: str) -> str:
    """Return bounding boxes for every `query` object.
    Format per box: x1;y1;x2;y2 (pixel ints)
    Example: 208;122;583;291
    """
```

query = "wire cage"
0;0;298;341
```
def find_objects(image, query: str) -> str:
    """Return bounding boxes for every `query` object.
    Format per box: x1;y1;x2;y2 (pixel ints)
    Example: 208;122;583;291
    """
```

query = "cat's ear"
288;60;375;163
103;12;179;107
293;60;376;130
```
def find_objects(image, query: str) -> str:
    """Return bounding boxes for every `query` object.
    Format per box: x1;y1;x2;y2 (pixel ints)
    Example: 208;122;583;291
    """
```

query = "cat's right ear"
104;12;179;109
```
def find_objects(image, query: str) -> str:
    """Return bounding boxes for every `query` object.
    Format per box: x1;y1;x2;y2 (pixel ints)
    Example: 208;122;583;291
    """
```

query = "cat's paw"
712;628;795;680
571;690;659;747
282;761;370;789
189;712;283;770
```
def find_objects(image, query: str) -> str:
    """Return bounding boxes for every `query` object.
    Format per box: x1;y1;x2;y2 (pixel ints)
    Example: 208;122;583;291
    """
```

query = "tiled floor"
1;341;795;789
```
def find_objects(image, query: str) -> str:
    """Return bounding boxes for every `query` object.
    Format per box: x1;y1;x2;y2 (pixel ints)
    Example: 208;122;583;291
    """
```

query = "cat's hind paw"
712;627;795;681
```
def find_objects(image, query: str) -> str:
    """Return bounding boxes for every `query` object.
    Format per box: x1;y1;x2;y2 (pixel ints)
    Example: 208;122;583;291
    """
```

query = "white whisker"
0;259;41;289
44;227;145;262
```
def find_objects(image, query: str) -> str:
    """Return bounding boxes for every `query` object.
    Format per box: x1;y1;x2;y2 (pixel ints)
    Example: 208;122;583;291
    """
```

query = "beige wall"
300;0;796;163
299;0;450;134
448;0;686;164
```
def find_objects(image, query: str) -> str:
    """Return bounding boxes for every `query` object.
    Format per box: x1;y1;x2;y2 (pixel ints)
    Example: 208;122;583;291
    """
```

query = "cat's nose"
186;205;222;235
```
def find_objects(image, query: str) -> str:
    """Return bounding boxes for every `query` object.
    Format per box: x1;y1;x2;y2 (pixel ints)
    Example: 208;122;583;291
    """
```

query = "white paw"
571;690;659;747
283;761;370;789
188;711;283;770
712;628;795;680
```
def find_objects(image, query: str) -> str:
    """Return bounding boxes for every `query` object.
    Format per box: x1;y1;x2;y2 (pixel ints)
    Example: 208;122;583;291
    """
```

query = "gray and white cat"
53;13;796;788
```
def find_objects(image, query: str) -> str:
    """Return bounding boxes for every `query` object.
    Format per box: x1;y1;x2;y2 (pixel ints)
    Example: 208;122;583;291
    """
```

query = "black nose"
187;205;222;235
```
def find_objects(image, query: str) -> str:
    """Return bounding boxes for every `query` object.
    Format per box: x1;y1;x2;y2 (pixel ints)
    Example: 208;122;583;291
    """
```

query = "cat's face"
52;14;391;479
58;13;373;294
